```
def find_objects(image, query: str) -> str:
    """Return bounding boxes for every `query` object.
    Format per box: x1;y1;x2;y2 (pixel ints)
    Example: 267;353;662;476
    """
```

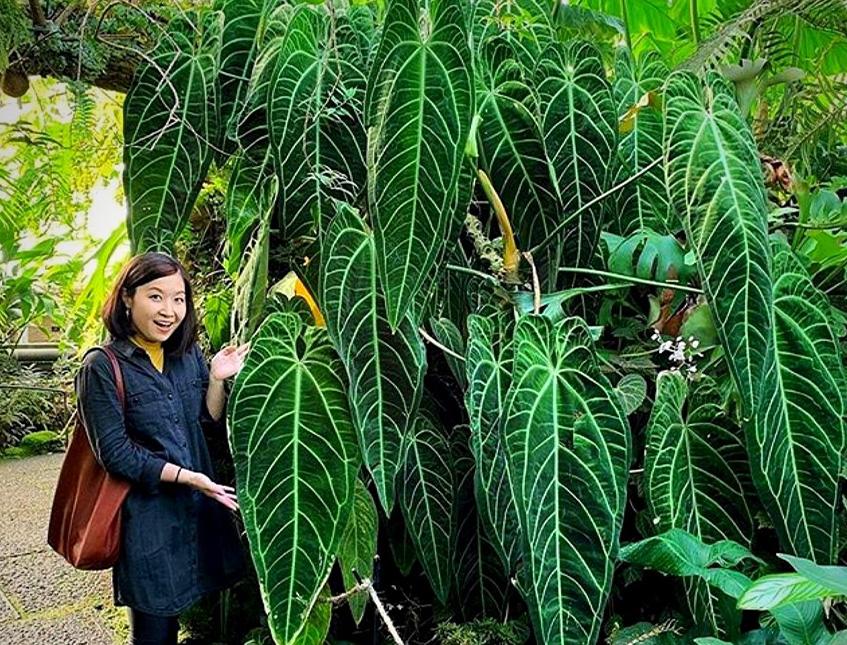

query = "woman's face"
122;272;187;343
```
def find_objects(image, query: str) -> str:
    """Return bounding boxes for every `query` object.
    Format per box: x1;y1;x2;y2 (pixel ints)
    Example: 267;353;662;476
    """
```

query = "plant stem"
445;263;500;286
690;0;701;45
523;252;541;314
529;157;662;256
477;168;520;281
619;0;632;52
419;327;466;362
557;267;703;294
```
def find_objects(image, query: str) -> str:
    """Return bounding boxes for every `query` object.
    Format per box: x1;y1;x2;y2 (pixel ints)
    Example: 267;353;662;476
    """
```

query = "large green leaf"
451;427;510;620
619;529;757;601
750;245;846;562
534;39;617;280
216;0;282;143
502;315;631;644
645;372;753;636
230;176;277;345
399;414;456;604
124;12;222;253
336;479;378;625
265;4;369;239
366;0;474;327
321;204;426;512
228;312;360;644
475;34;559;281
612;49;670;235
464;310;521;573
468;0;555;64
664;70;772;419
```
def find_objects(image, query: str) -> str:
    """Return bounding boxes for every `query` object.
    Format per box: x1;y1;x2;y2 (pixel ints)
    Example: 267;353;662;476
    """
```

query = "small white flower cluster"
651;330;703;377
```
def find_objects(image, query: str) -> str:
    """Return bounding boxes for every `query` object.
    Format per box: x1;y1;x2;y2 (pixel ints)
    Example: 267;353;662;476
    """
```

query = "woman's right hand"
183;470;239;512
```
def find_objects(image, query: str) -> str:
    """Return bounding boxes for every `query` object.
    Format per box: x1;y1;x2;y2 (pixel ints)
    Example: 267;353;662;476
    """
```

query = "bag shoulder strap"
82;345;126;411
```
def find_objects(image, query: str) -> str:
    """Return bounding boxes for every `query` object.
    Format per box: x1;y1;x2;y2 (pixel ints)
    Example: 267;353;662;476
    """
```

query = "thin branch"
529;157;663;256
352;573;405;645
327;582;370;606
557;266;704;294
419;327;465;363
444;263;500;286
523;252;541;315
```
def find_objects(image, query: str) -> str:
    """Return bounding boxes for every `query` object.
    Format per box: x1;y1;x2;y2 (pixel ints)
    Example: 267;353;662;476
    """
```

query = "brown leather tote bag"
48;346;131;570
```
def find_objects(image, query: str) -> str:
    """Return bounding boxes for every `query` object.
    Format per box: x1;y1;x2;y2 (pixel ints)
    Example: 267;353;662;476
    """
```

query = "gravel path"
0;453;123;644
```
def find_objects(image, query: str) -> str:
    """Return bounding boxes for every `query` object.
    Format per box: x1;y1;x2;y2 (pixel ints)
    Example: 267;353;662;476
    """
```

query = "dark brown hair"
102;252;197;355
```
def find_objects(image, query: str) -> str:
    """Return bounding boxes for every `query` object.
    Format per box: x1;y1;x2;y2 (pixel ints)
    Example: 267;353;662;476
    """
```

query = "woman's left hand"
210;343;250;381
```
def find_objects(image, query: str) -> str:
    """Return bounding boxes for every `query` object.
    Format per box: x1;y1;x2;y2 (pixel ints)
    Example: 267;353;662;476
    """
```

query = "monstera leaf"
645;372;754;636
475;35;560;285
365;0;474;327
750;244;846;562
465;310;521;573
336;479;378;625
664;71;772;419
502;315;631;644
228;313;359;644
534;39;617;281
612;49;670;235
264;4;368;239
321;204;426;512
399;414;456;604
124;12;222;253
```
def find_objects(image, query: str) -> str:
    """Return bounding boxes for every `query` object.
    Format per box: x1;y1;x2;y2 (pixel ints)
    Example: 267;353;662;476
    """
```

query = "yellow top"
130;335;164;373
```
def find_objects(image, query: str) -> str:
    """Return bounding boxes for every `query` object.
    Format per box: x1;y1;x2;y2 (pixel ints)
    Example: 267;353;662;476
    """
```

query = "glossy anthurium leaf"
336;479;378;625
750;243;846;562
612;49;671;235
464;309;521;574
399;414;456;604
366;0;474;328
124;11;222;253
451;426;510;620
320;204;426;513
645;372;754;636
265;4;369;239
664;70;772;419
534;40;617;281
503;315;631;644
228;312;359;644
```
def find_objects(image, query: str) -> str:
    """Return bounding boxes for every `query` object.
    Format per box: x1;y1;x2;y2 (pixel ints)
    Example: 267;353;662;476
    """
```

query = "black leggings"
128;608;179;645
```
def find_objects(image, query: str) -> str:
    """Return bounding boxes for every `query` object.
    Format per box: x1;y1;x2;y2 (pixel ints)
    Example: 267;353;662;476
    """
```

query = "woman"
77;252;248;645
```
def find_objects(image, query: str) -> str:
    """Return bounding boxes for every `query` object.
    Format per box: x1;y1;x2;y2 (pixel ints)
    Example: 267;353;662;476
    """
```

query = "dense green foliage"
13;0;845;642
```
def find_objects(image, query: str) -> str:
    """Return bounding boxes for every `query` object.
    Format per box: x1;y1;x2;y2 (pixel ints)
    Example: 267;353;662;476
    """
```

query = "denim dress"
76;338;247;616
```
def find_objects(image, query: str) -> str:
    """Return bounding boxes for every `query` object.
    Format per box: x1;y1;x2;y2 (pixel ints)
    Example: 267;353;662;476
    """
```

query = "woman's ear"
121;290;132;310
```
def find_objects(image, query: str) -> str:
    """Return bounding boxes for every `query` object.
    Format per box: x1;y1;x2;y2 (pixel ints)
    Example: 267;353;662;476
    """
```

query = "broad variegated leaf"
337;479;378;625
321;204;426;512
399;414;455;604
503;315;631;644
451;427;510;620
228;312;359;644
465;310;521;573
124;12;222;253
645;371;753;636
750;244;846;562
230;176;277;345
266;4;369;239
291;589;331;645
476;35;560;285
366;0;474;327
534;40;617;280
468;0;554;63
430;317;466;389
216;0;283;143
664;71;772;418
612;50;670;235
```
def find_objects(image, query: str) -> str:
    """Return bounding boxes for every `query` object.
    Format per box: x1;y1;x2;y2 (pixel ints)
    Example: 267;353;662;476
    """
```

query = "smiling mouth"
154;320;175;331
